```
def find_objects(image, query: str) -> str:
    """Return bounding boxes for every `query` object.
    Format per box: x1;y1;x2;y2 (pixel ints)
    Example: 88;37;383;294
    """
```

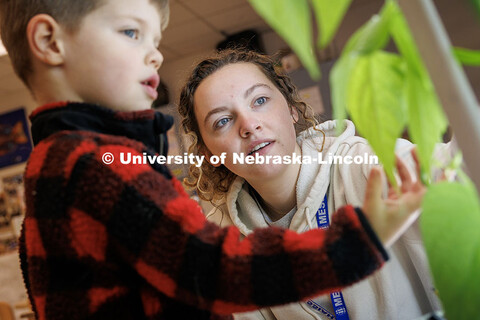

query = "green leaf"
330;54;359;134
311;0;352;48
346;51;406;184
453;47;480;66
405;70;447;181
470;0;480;19
388;2;425;77
248;0;321;79
389;2;447;179
421;181;480;320
330;1;395;135
342;1;394;56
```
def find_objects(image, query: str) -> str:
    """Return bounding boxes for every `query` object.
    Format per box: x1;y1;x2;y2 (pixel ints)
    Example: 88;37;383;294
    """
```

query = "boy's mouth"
141;74;160;100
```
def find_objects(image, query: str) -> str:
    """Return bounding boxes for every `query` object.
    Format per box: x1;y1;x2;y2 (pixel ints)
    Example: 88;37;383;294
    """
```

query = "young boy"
0;0;425;319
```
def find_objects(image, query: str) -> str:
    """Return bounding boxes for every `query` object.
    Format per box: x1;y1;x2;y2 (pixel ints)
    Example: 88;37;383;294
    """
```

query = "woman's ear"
26;14;65;66
200;146;221;168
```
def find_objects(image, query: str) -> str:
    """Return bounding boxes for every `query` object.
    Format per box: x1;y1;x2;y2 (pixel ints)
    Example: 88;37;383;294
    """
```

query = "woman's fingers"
363;150;428;247
411;148;422;180
396;156;413;192
364;167;383;212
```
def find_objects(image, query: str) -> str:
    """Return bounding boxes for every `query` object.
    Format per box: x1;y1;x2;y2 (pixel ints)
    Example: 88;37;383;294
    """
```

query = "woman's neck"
248;144;302;221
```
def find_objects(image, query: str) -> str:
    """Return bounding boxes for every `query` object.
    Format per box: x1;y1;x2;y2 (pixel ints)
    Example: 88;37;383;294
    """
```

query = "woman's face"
193;62;299;183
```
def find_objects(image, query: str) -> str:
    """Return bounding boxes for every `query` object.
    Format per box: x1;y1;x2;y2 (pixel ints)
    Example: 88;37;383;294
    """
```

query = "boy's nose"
147;48;164;70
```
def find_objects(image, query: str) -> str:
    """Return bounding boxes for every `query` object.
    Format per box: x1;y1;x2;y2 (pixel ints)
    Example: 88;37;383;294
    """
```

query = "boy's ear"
27;14;65;66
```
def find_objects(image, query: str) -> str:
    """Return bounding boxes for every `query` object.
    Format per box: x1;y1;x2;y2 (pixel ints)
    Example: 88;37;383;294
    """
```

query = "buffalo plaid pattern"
19;102;388;320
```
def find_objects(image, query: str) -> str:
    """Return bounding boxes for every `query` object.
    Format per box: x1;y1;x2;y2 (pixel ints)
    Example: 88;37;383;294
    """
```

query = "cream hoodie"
207;120;444;320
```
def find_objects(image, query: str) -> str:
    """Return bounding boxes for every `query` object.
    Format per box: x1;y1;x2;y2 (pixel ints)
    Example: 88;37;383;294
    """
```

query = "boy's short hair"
0;0;169;88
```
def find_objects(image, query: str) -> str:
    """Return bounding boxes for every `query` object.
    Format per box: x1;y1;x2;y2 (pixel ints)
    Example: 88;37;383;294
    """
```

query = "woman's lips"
248;141;274;156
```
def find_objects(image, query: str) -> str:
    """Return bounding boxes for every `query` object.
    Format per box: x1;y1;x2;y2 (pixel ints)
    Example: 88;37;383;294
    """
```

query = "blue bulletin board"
0;108;32;169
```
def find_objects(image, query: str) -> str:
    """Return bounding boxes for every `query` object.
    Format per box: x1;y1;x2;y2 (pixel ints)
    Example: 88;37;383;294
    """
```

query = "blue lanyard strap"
307;194;350;320
315;194;330;228
330;292;349;320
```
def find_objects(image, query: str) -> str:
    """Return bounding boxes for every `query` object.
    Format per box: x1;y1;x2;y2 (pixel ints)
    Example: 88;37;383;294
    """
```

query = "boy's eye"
254;97;268;106
214;118;230;129
122;29;139;39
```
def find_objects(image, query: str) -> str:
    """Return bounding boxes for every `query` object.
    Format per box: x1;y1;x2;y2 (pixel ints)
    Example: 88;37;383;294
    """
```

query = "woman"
178;49;442;319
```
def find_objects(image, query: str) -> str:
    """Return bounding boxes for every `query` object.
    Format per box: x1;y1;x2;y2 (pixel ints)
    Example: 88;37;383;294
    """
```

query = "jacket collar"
224;120;356;234
29;101;174;155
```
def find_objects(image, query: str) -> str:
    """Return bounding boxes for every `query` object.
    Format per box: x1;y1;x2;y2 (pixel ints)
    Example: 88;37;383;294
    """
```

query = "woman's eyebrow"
244;83;271;99
204;106;228;126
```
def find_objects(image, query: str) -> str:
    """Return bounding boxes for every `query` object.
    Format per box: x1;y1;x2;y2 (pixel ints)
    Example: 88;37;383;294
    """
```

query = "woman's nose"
239;113;262;138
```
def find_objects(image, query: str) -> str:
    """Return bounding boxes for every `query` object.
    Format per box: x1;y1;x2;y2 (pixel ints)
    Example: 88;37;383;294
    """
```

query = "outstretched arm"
80;145;388;314
24;135;424;316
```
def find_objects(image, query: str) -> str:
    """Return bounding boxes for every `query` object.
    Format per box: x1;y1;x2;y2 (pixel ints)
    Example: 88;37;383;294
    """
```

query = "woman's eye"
254;97;267;106
215;118;230;129
122;29;139;39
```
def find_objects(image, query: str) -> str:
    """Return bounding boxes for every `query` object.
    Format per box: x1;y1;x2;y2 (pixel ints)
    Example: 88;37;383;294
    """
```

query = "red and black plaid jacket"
19;102;388;320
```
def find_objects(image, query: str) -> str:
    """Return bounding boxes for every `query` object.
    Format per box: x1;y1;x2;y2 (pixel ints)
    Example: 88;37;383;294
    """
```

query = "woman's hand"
362;150;426;248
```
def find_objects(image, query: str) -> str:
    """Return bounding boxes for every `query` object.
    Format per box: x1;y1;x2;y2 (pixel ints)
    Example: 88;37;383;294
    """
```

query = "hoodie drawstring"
305;207;314;230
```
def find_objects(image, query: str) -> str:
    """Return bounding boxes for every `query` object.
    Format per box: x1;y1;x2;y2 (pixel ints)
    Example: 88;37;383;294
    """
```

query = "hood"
222;120;357;235
29;102;174;155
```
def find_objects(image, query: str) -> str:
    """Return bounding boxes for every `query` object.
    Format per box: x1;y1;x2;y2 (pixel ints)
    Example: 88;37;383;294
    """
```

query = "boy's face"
61;0;164;112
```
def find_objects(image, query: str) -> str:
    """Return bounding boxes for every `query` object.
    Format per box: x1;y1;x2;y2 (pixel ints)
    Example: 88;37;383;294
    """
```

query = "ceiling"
159;0;271;61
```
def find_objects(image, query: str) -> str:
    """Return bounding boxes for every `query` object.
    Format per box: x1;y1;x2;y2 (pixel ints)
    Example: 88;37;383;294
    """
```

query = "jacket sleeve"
69;145;389;314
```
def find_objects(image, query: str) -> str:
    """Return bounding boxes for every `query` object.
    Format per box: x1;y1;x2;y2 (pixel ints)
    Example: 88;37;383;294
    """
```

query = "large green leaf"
248;0;320;79
342;1;395;56
330;54;358;134
389;2;447;180
330;2;394;135
404;71;447;182
421;181;480;320
346;51;406;184
453;47;480;66
388;2;424;77
311;0;352;48
470;0;480;19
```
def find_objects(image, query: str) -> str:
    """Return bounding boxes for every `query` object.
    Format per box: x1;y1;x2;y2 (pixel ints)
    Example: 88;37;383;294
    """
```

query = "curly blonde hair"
178;49;320;205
